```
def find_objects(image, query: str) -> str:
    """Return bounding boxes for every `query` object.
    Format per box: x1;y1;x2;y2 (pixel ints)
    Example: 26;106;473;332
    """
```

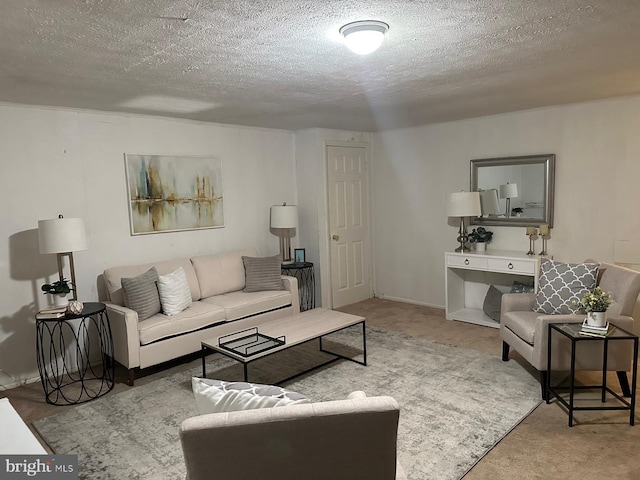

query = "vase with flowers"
579;286;612;327
468;227;493;252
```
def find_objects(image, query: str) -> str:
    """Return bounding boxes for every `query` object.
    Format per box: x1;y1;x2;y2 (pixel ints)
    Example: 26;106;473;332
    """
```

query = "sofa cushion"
201;290;292;321
192;377;309;414
138;301;226;345
242;255;284;292
191;248;258;298
121;267;161;321
533;258;598;315
158;267;193;316
104;258;201;306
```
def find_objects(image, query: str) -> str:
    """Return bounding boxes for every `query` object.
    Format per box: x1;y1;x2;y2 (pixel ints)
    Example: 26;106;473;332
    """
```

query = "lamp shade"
499;183;518;199
270;204;298;229
447;192;481;217
479;189;501;215
38;216;88;254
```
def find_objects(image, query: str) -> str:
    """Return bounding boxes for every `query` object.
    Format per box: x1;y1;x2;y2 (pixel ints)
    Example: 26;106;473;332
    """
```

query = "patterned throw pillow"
242;255;284;292
121;267;161;320
157;267;193;316
192;377;309;414
533;258;598;314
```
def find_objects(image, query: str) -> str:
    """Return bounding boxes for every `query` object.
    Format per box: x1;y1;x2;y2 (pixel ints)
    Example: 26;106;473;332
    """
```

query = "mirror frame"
470;154;555;227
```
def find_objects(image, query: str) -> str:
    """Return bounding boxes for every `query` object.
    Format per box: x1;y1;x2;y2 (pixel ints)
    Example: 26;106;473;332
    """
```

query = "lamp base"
455;217;470;252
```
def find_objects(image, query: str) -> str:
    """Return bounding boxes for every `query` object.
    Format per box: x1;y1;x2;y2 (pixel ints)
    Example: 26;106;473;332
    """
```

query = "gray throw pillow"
483;285;503;322
121;267;161;320
242;255;284;292
533;258;598;315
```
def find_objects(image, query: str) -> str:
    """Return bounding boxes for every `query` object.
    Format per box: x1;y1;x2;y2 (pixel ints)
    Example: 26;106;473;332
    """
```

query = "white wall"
372;95;640;308
0;104;296;388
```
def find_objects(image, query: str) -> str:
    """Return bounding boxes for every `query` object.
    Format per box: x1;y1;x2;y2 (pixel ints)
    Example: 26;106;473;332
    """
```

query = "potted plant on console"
41;278;73;308
468;227;493;252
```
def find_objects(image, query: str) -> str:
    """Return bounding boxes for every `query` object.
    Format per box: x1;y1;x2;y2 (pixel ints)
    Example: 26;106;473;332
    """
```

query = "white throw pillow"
192;377;309;414
157;267;192;316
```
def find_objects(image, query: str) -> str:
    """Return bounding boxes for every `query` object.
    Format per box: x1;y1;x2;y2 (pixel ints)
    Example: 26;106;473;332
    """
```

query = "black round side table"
35;301;115;405
281;262;315;311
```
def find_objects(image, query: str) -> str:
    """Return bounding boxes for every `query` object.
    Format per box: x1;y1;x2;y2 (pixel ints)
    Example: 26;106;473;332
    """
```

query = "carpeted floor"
3;298;640;479
32;327;540;479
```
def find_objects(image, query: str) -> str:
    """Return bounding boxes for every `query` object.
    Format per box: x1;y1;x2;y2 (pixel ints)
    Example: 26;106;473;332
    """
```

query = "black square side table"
547;322;638;426
281;262;315;311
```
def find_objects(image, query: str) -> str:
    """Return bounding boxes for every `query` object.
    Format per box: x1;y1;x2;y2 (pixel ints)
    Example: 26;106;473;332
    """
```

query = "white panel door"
327;145;370;308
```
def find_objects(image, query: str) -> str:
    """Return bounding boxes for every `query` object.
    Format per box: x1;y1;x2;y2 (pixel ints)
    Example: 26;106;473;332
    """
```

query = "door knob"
332;235;340;241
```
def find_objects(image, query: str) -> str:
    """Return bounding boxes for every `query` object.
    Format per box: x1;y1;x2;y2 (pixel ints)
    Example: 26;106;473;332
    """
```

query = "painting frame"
124;154;224;235
294;248;306;263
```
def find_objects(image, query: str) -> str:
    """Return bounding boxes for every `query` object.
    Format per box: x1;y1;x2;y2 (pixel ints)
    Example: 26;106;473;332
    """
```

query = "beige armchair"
501;262;640;399
180;391;406;480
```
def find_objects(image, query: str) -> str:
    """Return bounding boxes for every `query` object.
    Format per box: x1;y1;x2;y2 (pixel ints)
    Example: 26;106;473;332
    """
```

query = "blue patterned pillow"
533;259;598;314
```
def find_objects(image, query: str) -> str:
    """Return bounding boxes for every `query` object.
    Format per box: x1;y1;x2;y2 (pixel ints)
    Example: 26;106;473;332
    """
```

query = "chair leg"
540;371;548;401
501;341;510;361
127;368;136;387
617;371;631;397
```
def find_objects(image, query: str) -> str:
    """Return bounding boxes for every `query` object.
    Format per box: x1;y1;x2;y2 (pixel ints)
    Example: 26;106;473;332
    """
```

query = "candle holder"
539;235;549;256
527;234;536;255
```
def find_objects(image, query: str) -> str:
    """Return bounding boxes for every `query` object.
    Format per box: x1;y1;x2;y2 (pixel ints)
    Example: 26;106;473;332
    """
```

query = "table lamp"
499;183;518;217
38;214;88;300
447;192;481;252
270;203;298;262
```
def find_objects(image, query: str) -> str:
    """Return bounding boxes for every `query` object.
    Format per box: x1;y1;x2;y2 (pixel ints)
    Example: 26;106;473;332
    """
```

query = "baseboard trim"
374;294;444;310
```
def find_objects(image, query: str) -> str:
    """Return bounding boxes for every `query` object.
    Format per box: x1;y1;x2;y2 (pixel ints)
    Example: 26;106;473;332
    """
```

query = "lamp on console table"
270;203;298;263
447;191;481;252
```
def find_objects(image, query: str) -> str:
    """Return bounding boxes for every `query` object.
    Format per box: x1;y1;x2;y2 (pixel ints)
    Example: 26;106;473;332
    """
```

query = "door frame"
319;141;374;309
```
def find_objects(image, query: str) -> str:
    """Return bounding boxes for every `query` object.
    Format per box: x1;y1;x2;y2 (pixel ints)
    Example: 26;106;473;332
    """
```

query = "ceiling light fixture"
339;20;389;55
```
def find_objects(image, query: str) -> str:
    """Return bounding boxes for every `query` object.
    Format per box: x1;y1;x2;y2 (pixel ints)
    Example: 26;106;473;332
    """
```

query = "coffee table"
201;308;366;383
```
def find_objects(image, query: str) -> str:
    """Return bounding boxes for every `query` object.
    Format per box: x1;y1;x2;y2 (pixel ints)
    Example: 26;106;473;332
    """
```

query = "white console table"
445;250;540;328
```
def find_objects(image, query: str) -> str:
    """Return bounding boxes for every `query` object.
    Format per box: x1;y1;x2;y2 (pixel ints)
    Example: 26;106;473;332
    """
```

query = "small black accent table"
281;262;315;311
547;322;638;426
36;302;115;405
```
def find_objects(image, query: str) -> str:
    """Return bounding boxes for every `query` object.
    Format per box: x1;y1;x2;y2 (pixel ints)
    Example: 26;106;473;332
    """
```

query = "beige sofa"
100;248;299;384
180;391;407;480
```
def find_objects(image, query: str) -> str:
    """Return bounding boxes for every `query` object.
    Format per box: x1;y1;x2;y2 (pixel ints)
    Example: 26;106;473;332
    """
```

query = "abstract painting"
124;154;224;235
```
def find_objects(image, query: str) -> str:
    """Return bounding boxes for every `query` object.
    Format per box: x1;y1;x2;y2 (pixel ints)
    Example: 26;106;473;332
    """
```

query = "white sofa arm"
104;302;141;370
281;275;300;313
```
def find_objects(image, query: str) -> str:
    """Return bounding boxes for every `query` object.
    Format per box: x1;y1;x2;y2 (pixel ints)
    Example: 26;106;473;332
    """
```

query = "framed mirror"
470;154;555;227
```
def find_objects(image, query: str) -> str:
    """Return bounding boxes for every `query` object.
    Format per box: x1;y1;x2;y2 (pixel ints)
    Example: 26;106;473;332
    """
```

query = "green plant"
579;287;612;312
468;227;493;244
41;278;72;295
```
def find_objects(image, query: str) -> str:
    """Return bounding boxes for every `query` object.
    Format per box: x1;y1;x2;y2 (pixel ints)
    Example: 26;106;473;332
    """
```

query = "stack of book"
36;307;67;319
579;319;615;337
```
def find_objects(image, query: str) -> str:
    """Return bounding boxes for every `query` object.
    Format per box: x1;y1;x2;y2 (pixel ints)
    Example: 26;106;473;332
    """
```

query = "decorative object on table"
38;215;88;301
499;182;518;217
447;191;481;252
578;286;612;327
270;202;298;262
294;248;305;263
36;307;67;320
525;226;537;255
339;20;389;55
579;318;615;337
468;227;493;252
40;278;73;308
66;300;84;315
124;154;224;235
538;223;550;255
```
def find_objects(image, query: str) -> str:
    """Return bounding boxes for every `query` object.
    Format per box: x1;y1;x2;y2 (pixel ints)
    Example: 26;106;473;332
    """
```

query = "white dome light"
340;20;389;55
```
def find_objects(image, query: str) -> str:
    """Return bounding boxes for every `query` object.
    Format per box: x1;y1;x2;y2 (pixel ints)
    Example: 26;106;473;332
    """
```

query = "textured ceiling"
1;0;640;131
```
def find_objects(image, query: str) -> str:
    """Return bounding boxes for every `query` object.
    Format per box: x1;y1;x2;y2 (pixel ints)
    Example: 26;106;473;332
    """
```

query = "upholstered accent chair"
180;391;406;480
501;262;640;399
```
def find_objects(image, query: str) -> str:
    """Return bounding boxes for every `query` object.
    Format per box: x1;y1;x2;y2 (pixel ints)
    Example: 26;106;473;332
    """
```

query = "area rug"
34;327;541;480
